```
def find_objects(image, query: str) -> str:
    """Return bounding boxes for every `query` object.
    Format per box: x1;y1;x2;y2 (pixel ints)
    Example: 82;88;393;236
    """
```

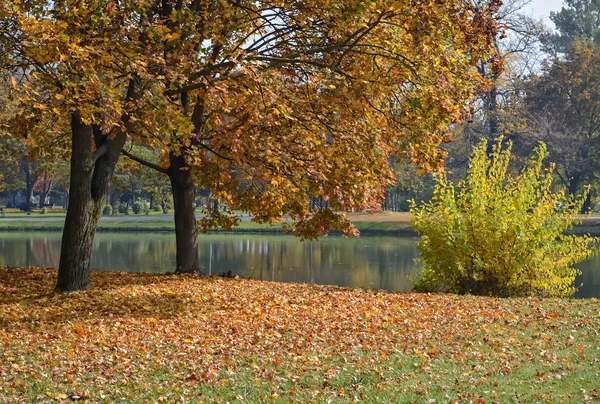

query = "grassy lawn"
0;210;598;235
0;220;287;233
0;209;68;218
0;217;416;234
0;267;599;403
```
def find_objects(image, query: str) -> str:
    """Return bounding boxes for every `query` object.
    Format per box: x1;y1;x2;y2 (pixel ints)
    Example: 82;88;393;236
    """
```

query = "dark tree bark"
130;179;136;206
168;152;199;274
487;77;499;139
21;161;37;212
56;79;137;291
160;191;169;214
55;112;128;291
120;88;200;274
565;174;592;214
25;173;34;211
477;60;500;156
38;189;49;208
110;188;119;215
582;191;592;213
568;176;579;197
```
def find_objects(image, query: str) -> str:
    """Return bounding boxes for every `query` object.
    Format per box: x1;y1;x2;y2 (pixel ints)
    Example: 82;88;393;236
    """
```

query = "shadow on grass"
0;267;204;328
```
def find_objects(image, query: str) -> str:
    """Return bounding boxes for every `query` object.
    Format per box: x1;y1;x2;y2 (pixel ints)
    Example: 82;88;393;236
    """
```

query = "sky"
527;0;564;27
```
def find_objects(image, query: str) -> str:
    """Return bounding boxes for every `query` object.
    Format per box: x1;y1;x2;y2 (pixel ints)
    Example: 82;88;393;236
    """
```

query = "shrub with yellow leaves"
411;138;598;297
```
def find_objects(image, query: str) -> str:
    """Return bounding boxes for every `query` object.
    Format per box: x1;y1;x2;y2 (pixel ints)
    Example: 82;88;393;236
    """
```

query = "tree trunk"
568;177;578;197
38;178;53;208
56;111;127;291
110;188;118;215
168;153;199;274
582;190;592;213
161;191;169;214
23;162;34;212
487;79;499;139
478;59;499;156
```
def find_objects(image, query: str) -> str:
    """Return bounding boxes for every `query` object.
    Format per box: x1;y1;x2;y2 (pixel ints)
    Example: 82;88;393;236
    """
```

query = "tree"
0;138;48;212
1;0;501;289
382;158;434;212
120;143;171;212
0;157;24;206
545;0;600;54
525;40;600;212
124;0;502;273
463;0;545;154
1;1;180;290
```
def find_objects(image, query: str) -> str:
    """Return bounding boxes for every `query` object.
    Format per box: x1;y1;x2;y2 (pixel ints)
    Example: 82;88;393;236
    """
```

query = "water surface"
0;232;598;298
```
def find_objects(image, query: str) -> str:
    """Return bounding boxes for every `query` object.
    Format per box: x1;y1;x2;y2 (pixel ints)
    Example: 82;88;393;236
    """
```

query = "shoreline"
0;218;598;236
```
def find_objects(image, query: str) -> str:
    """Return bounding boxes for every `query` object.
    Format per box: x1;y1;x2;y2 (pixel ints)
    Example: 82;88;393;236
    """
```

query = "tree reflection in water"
0;232;597;297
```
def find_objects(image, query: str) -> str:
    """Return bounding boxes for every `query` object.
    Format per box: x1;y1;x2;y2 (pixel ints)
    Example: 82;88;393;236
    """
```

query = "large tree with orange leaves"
122;0;502;275
1;0;501;290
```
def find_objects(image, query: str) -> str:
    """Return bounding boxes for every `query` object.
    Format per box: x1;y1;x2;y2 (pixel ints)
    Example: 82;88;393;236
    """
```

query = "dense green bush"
102;205;113;215
410;138;598;297
132;199;149;215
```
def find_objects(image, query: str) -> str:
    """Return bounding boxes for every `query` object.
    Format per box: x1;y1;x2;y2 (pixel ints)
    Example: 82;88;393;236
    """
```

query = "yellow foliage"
411;138;599;297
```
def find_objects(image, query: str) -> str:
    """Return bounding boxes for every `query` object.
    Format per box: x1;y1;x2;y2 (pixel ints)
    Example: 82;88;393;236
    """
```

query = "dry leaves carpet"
0;267;599;403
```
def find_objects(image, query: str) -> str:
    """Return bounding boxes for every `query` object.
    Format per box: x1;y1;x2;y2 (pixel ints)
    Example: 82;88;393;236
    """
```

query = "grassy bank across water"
1;215;599;236
0;267;599;403
0;214;417;235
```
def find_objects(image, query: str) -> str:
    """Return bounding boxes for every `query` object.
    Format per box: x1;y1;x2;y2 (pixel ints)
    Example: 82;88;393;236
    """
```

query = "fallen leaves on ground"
0;266;599;403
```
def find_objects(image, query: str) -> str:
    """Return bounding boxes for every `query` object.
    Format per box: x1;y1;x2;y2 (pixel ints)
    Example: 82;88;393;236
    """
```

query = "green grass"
1;267;599;403
0;211;68;218
0;218;416;234
0;219;283;232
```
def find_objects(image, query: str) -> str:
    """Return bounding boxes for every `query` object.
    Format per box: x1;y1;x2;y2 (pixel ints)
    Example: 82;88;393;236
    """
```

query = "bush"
153;204;162;212
102;205;113;215
132;199;149;215
410;138;598;297
118;203;129;215
40;207;47;215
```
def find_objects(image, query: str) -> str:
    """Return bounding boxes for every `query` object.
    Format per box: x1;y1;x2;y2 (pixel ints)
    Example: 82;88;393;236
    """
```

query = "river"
0;232;598;298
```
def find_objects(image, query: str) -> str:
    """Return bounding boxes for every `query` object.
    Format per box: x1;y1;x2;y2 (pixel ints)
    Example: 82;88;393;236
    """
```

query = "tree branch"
121;148;169;174
92;142;110;162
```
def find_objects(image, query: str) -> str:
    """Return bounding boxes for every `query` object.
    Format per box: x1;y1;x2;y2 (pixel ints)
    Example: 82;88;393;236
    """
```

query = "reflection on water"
0;232;598;298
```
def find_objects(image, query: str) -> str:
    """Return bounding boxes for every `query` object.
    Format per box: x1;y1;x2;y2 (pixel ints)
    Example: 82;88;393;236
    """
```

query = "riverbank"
0;267;598;402
2;211;600;235
0;212;417;235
